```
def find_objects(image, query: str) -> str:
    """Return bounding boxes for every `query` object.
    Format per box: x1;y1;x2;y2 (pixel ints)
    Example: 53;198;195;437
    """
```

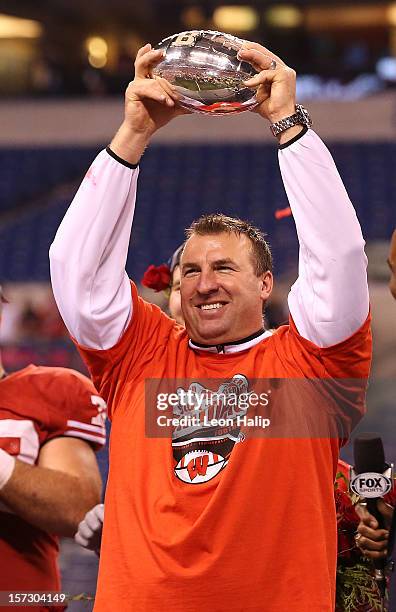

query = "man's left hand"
237;42;296;124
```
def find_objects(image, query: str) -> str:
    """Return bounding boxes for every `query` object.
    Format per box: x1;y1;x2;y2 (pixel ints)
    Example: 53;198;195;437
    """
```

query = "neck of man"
188;317;266;348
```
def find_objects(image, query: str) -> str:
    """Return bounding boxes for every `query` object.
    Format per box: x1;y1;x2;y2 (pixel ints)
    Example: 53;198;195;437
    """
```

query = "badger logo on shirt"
172;374;249;484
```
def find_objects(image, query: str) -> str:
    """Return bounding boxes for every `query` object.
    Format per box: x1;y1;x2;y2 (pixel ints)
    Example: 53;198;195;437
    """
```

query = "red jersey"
78;282;371;612
0;365;107;611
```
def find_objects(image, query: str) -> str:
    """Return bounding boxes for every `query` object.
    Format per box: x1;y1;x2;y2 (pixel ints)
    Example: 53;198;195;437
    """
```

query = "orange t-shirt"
78;283;371;612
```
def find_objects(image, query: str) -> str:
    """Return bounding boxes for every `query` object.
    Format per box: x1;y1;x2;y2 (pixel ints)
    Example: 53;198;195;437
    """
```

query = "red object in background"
275;206;292;220
141;264;171;292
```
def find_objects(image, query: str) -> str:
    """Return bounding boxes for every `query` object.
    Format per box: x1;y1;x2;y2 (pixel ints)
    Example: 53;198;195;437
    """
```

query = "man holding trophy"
50;33;371;612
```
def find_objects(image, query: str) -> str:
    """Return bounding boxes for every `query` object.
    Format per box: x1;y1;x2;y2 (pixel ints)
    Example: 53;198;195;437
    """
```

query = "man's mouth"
197;302;227;311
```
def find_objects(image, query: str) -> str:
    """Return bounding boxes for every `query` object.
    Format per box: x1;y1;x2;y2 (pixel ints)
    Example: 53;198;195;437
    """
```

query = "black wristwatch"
270;104;312;137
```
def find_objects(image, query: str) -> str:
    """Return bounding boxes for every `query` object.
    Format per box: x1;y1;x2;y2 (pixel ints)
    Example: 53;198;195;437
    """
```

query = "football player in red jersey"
0;287;106;611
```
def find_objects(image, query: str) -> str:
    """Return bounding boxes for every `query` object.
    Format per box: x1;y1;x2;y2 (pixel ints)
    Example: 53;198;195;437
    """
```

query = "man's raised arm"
49;44;184;349
278;129;368;347
240;42;369;348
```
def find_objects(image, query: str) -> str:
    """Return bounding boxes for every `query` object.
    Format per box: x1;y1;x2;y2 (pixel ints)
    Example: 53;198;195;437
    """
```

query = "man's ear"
260;271;273;301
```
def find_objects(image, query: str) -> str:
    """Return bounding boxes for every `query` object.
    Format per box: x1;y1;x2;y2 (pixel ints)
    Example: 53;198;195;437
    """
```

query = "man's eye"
217;266;232;271
184;269;198;276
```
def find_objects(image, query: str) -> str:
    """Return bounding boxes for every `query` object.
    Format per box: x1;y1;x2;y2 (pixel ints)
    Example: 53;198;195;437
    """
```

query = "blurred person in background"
18;302;44;342
0;285;106;612
335;458;395;611
18;294;67;343
50;41;371;611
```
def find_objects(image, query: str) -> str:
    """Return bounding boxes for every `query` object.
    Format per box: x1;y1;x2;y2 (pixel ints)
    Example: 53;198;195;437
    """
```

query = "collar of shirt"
188;329;273;354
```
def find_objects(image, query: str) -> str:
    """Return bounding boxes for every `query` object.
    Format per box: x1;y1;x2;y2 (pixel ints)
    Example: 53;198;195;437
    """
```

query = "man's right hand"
111;44;188;164
124;44;188;135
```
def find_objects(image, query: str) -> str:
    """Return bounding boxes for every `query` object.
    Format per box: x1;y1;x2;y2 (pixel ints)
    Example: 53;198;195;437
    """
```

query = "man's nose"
195;269;219;295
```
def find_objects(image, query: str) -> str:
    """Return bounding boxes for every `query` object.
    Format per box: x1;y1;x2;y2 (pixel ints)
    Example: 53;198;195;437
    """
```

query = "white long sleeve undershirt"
50;150;137;349
49;130;369;350
279;129;368;347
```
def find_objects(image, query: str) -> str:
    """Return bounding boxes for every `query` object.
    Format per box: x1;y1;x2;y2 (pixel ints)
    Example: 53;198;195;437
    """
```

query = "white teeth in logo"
201;303;223;310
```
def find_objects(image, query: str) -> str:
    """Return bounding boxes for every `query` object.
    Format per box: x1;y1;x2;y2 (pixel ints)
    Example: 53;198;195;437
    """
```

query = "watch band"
270;104;312;137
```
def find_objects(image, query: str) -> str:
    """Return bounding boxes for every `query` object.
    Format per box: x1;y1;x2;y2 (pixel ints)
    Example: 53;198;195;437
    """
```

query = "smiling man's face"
180;232;273;345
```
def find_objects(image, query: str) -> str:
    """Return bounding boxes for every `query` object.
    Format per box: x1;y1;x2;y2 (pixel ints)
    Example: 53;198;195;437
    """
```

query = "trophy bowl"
152;30;259;115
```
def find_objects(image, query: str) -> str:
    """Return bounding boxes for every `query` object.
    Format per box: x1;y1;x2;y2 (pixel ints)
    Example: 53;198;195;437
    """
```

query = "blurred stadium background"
0;0;395;608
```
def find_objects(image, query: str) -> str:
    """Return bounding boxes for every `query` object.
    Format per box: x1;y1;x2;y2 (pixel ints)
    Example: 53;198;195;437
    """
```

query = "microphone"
351;433;393;596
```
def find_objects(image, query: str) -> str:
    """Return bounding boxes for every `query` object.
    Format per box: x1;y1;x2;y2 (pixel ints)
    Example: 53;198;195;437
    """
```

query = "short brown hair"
185;214;272;275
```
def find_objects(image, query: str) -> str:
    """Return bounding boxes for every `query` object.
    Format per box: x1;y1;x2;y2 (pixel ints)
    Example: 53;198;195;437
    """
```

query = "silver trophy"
153;30;259;115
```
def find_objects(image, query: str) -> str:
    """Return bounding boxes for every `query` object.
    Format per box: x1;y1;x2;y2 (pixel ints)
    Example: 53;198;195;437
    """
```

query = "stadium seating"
0;147;98;214
0;142;395;282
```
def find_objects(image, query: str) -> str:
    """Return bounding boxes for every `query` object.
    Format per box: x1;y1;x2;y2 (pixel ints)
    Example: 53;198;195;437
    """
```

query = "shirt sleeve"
49;148;138;350
279;128;369;348
75;281;181;419
284;311;372;440
46;370;107;451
